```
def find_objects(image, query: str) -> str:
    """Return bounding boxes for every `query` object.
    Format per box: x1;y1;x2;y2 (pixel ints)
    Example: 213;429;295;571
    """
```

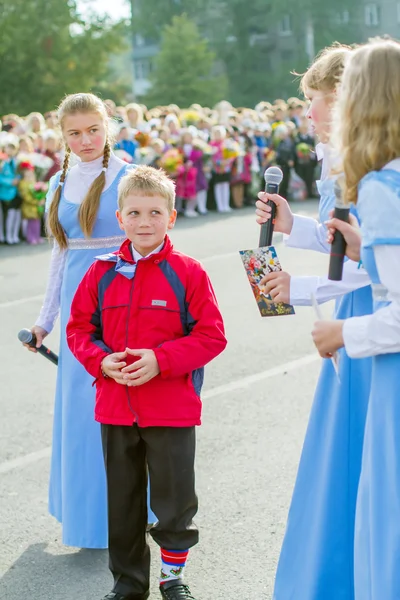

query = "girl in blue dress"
25;92;155;548
256;45;373;600
313;38;400;600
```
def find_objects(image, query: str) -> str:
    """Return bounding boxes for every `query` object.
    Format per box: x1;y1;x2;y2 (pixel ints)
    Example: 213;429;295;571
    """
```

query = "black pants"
296;164;316;198
101;424;198;596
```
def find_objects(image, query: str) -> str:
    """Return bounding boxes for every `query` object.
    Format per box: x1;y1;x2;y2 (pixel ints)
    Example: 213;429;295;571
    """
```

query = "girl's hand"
255;192;294;235
24;326;48;353
312;320;345;358
260;271;291;304
326;212;362;262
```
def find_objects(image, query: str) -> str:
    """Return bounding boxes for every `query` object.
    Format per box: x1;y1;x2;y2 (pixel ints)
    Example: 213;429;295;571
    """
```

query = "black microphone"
18;329;58;366
328;179;350;281
259;166;284;247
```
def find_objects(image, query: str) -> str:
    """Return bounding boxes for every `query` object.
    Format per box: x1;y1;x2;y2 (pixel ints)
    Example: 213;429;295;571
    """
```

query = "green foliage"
132;0;365;106
0;0;127;115
144;14;228;107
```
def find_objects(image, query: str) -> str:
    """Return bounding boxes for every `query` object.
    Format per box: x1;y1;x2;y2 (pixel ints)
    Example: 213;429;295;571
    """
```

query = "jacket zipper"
125;273;140;425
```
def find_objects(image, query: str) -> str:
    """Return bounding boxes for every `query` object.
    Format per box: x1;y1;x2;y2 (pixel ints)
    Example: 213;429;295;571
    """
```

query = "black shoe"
160;579;196;599
101;591;150;600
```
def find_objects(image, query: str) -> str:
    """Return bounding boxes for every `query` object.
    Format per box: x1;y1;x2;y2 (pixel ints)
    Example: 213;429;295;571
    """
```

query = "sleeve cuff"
285;215;318;249
290;275;319;306
34;316;56;335
342;317;371;358
153;347;171;378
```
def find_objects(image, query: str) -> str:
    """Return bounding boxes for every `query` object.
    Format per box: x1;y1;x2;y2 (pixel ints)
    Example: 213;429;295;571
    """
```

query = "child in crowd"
66;165;227;600
18;161;44;245
0;138;20;244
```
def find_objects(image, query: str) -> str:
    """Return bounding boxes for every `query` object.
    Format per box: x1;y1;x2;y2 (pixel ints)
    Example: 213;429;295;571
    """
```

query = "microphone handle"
37;344;59;366
259;183;279;247
328;206;350;281
26;332;59;366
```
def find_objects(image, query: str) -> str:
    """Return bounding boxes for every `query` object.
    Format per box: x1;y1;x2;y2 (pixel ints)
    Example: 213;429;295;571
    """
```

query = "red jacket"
66;236;227;427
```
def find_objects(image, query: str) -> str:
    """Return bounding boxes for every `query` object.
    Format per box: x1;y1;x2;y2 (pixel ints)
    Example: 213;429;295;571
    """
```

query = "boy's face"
116;193;177;257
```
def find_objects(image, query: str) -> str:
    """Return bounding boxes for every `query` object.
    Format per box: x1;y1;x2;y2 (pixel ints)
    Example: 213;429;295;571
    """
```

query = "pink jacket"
176;165;198;199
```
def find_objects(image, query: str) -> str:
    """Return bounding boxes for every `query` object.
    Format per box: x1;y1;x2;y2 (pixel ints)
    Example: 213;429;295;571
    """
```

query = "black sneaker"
160;579;196;599
101;591;150;600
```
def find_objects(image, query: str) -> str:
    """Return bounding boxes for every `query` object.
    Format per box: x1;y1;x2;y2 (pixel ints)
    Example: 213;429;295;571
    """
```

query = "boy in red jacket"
66;165;227;600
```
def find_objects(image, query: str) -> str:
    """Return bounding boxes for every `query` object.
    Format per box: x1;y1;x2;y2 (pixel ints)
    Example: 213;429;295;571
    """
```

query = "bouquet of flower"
222;139;241;161
262;147;276;166
18;152;54;180
31;181;48;217
134;131;151;148
180;110;201;126
296;142;312;164
160;148;183;176
192;139;216;165
134;147;154;166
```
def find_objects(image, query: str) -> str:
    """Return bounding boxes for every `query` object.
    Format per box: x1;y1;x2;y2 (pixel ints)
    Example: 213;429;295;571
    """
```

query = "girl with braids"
256;45;373;600
24;93;156;549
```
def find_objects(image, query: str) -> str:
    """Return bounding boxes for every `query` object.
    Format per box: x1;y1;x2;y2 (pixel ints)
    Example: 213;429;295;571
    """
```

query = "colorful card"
239;246;295;317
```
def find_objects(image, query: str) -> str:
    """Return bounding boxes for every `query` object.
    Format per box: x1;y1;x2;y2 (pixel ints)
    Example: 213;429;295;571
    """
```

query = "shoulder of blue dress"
359;169;400;193
95;252;118;262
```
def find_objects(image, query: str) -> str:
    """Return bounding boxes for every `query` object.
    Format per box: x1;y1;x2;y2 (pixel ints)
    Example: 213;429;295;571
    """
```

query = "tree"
143;14;228;107
0;0;127;115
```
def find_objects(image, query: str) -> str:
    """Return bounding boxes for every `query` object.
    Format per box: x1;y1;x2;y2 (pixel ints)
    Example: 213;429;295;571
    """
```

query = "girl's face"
304;87;333;143
31;116;41;132
19;139;31;153
182;133;192;145
23;169;35;182
63;112;107;162
5;144;18;158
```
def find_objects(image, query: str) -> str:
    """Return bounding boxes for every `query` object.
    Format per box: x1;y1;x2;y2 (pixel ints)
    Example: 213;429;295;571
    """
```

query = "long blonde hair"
333;38;400;204
47;93;111;249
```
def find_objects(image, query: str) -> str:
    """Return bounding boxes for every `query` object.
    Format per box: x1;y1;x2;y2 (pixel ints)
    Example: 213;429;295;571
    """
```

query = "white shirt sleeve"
290;258;371;306
285;214;331;254
35;243;67;333
343;245;400;358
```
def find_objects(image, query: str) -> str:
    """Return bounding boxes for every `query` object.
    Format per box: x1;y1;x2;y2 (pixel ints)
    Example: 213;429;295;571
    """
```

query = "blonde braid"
79;139;111;238
47;147;71;250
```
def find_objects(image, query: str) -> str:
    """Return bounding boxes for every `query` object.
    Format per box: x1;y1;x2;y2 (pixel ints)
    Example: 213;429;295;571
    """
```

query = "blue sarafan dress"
353;170;400;600
273;177;373;600
46;167;156;548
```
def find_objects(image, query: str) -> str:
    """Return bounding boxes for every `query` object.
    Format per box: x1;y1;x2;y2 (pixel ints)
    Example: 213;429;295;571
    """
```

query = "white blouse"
284;142;371;305
35;153;127;333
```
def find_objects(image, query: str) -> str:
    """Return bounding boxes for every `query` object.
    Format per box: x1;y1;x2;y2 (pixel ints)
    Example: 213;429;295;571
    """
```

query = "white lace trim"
68;235;126;250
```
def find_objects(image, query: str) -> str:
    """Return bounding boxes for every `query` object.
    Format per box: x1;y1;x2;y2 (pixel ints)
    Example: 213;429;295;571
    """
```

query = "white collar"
131;241;164;263
316;142;326;162
75;152;120;175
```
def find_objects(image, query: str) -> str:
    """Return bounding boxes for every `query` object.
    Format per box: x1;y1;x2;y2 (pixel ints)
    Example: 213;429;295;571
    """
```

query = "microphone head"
264;166;284;187
18;329;33;344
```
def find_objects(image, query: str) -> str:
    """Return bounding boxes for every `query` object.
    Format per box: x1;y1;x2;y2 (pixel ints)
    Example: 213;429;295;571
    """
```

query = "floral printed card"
239;246;295;317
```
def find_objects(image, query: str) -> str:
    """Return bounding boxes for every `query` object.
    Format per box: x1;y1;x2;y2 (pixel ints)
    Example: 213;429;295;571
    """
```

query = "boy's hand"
121;349;160;387
101;351;128;385
260;271;291;304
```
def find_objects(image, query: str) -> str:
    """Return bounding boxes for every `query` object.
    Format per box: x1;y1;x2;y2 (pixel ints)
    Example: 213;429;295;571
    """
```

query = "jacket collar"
117;235;172;264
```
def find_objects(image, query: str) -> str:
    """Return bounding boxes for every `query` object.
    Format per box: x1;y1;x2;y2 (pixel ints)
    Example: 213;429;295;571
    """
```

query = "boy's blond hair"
118;166;176;213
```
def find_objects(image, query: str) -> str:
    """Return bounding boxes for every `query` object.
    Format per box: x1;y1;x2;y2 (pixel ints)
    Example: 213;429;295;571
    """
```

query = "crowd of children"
0;98;318;245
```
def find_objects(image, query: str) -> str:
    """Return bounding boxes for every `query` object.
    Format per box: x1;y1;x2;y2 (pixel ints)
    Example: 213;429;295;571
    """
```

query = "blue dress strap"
358;169;400;247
